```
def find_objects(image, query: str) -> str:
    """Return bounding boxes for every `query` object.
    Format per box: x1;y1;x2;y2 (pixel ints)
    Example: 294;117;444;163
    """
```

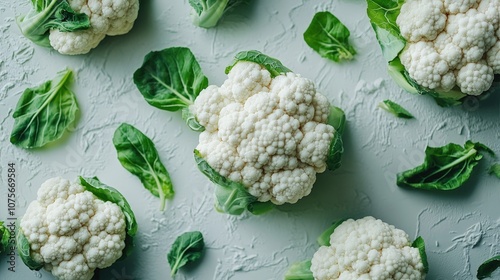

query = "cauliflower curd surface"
20;177;126;280
397;0;500;95
193;61;335;205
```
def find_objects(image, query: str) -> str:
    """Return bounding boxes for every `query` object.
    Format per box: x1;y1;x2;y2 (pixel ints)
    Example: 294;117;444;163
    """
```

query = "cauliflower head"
310;217;426;280
18;0;139;55
193;60;338;206
18;177;137;280
397;0;499;96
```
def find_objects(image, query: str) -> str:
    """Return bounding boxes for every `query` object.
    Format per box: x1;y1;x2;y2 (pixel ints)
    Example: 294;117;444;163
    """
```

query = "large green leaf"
326;106;345;171
78;177;137;258
194;150;273;215
17;0;90;47
16;228;43;270
113;123;174;211
133;47;208;113
225;50;292;78
477;255;500;279
167;231;204;276
303;11;356;62
284;260;314;280
10;69;79;149
397;141;493;190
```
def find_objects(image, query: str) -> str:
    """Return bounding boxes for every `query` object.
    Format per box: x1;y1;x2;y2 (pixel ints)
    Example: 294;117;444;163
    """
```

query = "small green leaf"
0;221;11;254
284;260;314;280
378;99;414;119
113;123;174;211
225;50;292;78
397;141;493;190
303;11;356;62
317;219;347;247
16;227;43;270
488;163;500;179
194;150;272;215
167;231;204;276
326;106;345;171
78;177;137;258
10;69;79;148
133;47;208;112
477;255;500;279
411;236;429;274
17;0;90;47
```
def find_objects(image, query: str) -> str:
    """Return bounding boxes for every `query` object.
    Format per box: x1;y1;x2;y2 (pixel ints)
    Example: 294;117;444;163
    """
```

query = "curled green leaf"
194;150;273;215
17;0;90;47
326;106;345;171
16;227;43;270
478;255;500;279
397;141;493;190
225;50;292;77
411;236;429;274
78;176;137;258
303;11;356;62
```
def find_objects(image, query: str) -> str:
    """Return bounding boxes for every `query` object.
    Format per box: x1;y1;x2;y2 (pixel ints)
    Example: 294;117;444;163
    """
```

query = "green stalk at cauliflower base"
285;217;429;280
189;0;247;28
17;0;90;47
133;48;346;215
366;0;500;107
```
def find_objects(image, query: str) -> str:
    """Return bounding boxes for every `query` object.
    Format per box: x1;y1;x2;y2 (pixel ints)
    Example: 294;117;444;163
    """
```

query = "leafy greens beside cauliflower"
18;0;139;55
10;69;79;149
113;123;175;211
367;0;500;106
188;0;246;28
397;141;494;190
134;48;346;215
285;216;428;280
17;177;137;280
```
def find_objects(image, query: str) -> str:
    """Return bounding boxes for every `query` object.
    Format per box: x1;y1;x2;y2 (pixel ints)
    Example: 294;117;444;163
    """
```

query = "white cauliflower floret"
396;0;446;42
486;41;500;74
194;61;337;205
397;0;499;96
443;0;479;14
310;216;426;280
456;60;494;95
19;177;127;280
48;0;139;55
400;42;456;91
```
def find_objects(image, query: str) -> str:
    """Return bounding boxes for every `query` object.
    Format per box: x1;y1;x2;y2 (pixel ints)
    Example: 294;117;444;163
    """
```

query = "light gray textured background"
1;0;500;279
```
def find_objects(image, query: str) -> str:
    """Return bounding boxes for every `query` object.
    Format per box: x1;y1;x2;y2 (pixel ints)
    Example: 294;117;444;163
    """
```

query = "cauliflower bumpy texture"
397;0;499;96
49;0;139;55
310;217;425;280
20;177;126;280
193;61;335;205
